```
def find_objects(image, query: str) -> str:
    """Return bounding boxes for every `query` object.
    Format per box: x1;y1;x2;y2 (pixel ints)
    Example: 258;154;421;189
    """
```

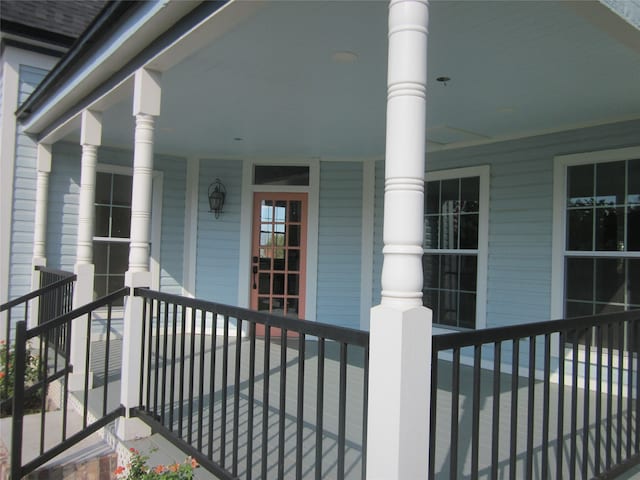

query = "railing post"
115;273;152;440
367;1;431;479
10;321;26;480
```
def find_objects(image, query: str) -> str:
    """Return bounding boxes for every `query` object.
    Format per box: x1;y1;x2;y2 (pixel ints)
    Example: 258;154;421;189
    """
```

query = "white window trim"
425;165;490;330
238;159;320;321
551;146;640;320
95;163;162;290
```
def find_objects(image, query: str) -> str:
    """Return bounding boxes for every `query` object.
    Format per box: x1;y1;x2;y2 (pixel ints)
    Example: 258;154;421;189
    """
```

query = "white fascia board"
22;1;192;135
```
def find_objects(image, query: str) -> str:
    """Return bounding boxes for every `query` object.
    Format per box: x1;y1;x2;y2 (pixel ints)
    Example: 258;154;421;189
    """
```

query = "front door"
250;193;307;321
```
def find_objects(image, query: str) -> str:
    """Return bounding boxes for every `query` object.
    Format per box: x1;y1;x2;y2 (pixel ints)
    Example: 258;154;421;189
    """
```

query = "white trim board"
424;164;491;330
237;159;320;321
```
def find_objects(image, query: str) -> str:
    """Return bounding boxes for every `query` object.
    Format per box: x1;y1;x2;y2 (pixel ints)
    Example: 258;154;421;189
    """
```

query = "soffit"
73;0;640;157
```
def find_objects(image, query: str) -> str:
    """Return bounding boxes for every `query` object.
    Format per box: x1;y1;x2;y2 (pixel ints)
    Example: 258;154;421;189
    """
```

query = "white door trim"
237;159;320;321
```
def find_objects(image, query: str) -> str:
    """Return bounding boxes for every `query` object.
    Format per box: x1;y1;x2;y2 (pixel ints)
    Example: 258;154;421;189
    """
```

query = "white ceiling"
87;0;640;159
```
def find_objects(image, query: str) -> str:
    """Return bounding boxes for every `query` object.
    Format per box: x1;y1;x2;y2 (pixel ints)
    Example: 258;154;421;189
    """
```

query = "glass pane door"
251;193;307;320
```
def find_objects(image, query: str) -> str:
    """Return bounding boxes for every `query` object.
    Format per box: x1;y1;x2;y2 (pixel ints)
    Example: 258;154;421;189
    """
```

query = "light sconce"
208;178;226;218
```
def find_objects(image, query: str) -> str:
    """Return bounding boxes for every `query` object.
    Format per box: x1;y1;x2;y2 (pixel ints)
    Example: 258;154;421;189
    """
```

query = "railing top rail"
34;266;75;278
26;287;127;340
433;309;640;351
0;275;77;312
135;287;370;347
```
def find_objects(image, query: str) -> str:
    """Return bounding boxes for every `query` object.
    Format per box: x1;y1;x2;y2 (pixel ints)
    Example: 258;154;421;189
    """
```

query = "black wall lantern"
208;178;226;218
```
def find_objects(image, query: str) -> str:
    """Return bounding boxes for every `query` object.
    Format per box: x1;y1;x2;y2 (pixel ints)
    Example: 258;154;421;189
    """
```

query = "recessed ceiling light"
331;51;358;64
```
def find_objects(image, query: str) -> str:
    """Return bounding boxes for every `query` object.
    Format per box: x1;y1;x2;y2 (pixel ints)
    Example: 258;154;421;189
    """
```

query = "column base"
366;304;432;480
115;416;152;441
67;371;94;391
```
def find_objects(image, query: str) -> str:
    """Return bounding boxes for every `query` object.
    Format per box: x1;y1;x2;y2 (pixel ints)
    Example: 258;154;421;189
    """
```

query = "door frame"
238;159;320;321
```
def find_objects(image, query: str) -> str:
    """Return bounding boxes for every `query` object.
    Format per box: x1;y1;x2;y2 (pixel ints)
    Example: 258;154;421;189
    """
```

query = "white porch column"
68;110;102;389
117;68;161;441
29;144;52;329
367;1;431;479
32;143;51;269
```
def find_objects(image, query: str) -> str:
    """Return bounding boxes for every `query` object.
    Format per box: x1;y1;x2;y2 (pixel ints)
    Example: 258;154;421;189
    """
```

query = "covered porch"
8;0;640;478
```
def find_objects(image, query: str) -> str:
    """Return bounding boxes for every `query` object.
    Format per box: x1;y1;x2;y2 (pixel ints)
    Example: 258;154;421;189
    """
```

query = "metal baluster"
208;310;218;459
169;303;178;431
526;337;536;479
595;324;603;475
232;318;242;474
542;335;550;480
261;326;271;478
315;336;325;480
102;302;112;417
220;315;229;466
617;321;624;464
178;305;187;436
40;331;50;454
161;299;170;425
472;344;481;480
199;310;208;451
582;328;591;479
607;323;613;470
452;347;461;478
10;321;27;480
153;300;162;418
570;331;578;480
188;306;198;445
492;342;502;480
296;333;306;480
338;342;347;480
510;340;519;480
82;311;92;428
246;322;256;478
278;329;288;479
627;321;633;459
557;332;565;479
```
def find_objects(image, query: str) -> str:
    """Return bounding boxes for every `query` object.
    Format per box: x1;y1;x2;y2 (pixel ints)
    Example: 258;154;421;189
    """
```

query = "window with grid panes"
564;159;640;321
423;176;480;328
93;171;132;303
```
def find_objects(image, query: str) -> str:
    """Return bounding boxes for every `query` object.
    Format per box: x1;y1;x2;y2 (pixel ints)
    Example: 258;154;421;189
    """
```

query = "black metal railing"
133;288;370;480
36;267;76;360
429;310;640;480
10;288;126;479
1;268;76;410
36;266;76;326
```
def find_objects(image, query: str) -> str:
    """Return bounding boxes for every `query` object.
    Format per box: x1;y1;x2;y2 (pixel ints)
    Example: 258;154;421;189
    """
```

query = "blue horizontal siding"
316;162;363;329
195;159;243;305
426;119;640;328
47;143;81;272
8;65;49;300
155;154;186;295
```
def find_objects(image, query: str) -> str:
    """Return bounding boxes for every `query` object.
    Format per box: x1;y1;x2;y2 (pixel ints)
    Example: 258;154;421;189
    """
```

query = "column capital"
36;143;52;172
133;68;162;116
80;110;103;146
